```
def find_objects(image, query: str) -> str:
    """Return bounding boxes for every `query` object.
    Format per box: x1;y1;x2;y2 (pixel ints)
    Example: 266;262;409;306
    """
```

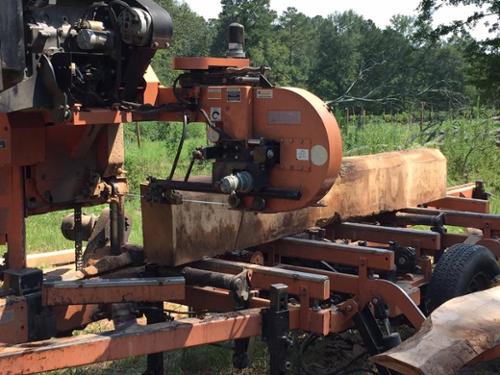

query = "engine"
0;0;172;120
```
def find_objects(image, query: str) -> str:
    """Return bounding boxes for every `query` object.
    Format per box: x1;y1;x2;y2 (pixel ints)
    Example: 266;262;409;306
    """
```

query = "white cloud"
181;0;494;40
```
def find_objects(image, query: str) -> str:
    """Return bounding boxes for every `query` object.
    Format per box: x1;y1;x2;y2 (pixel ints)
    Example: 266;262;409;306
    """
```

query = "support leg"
4;166;26;270
263;283;292;375
144;302;166;375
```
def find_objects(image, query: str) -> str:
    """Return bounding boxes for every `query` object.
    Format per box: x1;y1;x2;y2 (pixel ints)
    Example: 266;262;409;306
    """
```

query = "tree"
418;0;500;105
152;0;213;84
418;0;499;42
210;0;277;63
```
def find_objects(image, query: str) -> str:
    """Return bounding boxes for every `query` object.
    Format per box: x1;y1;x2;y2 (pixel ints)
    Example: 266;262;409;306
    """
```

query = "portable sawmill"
0;1;499;374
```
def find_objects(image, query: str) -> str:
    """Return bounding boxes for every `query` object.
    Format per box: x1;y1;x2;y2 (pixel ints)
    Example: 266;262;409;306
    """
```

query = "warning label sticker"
207;87;222;100
227;88;241;103
256;89;273;99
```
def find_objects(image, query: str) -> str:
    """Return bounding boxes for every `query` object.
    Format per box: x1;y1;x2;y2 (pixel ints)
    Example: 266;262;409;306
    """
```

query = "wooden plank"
142;148;447;266
372;286;500;375
26;249;75;268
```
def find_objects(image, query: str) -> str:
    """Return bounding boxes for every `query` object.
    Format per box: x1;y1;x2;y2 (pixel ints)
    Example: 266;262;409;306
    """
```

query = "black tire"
427;243;500;311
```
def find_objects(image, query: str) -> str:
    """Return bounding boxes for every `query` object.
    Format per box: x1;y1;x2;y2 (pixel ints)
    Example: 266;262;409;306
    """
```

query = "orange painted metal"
403;207;500;237
0;309;263;374
280;264;425;330
331;222;441;252
52;304;101;334
194;258;330;300
426;196;490;214
173;57;250;70
4;166;26;270
180;286;330;335
198;86;343;212
42;278;185;306
70;107;133;126
0;297;28;344
442;234;500;259
273;237;395;271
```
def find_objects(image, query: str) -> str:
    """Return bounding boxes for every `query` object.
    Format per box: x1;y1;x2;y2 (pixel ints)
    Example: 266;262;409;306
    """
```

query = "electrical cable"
184;158;195;182
167;113;188;181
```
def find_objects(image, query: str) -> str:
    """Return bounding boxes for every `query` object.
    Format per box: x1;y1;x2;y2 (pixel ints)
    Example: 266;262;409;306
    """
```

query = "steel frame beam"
272;237;395;271
279;264;425;330
330;222;441;251
0;309;263;374
42;277;185;306
402;207;500;237
426;196;490;214
193;258;330;300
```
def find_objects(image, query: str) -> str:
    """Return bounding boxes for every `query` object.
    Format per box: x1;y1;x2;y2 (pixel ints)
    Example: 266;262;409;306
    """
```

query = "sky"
183;0;494;40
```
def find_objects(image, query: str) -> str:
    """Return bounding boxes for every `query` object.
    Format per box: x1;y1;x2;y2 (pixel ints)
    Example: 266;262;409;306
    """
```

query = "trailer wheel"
427;243;500;311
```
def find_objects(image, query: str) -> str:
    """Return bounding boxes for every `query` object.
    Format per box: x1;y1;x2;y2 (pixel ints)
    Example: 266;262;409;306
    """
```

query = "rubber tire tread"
427;243;500;311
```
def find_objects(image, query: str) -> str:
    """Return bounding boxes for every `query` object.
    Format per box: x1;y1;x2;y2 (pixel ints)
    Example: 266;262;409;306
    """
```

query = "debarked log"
141;148;447;266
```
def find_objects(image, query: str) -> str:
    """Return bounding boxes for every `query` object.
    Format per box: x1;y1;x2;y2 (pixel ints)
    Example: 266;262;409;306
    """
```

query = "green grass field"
1;116;499;374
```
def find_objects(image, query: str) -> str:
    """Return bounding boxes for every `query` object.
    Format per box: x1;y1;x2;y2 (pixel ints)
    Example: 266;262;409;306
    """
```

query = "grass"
1;115;499;374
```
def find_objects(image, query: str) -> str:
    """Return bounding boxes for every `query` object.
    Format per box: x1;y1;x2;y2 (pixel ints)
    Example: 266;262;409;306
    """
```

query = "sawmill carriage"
0;1;499;374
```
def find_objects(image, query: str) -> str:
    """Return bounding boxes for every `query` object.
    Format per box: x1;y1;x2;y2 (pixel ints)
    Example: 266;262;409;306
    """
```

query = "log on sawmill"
371;286;500;375
141;148;447;266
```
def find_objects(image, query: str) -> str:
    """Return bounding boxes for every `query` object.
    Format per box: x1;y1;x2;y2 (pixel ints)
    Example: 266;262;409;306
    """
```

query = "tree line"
151;0;500;114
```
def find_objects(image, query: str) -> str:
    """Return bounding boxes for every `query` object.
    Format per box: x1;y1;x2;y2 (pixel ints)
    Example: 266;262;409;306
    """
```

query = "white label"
268;111;301;125
210;107;222;122
296;149;310;161
311;145;328;166
257;89;273;99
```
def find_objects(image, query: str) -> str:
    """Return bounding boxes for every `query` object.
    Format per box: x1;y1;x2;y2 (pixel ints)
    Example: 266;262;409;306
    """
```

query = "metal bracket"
262;283;292;375
353;306;401;375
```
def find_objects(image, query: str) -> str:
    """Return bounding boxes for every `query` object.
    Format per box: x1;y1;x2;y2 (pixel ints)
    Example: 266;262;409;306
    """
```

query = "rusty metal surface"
0;296;28;345
0;309;263;374
194;258;330;300
274;237;396;271
42;277;185;306
280;264;425;330
331;222;441;252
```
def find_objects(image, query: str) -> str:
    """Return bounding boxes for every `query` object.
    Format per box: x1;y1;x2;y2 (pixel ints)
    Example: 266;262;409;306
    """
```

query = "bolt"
266;149;275;159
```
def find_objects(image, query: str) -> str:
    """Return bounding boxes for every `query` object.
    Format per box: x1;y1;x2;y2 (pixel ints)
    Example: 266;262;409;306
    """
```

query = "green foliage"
417;0;500;105
150;0;213;84
141;1;500;110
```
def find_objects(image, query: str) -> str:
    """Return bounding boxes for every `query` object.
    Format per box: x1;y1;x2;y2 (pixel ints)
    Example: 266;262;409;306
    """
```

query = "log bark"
141;148;447;266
